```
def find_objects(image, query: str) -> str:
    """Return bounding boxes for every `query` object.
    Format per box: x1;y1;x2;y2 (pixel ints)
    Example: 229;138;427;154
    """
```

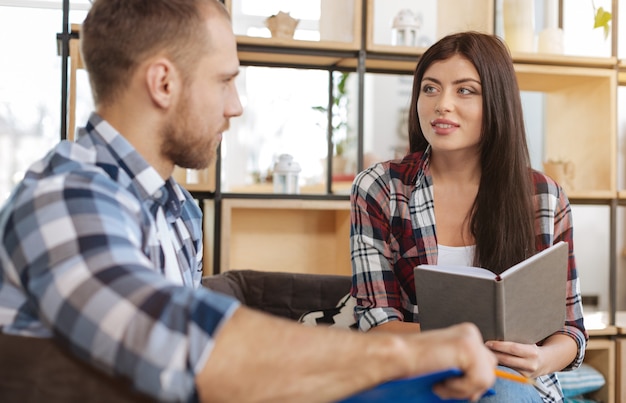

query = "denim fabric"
479;366;544;403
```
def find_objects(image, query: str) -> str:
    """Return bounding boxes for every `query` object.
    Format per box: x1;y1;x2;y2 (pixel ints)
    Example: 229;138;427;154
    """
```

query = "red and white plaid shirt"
350;148;587;403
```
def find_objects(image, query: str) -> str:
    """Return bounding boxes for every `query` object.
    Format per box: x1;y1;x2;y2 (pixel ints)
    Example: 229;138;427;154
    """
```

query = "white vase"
502;0;535;53
537;0;564;54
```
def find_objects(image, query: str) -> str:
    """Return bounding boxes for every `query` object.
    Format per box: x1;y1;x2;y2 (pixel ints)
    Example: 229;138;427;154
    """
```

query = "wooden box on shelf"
219;198;351;275
514;62;617;199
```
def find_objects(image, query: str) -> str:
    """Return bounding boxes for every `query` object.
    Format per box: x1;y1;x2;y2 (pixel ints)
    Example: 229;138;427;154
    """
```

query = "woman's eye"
458;87;472;95
422;85;436;94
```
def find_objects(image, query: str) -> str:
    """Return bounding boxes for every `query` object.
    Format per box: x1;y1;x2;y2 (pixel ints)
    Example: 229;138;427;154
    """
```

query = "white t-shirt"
437;244;476;266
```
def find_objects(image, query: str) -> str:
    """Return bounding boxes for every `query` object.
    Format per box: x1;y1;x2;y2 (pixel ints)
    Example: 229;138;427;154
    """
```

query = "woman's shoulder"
530;169;570;204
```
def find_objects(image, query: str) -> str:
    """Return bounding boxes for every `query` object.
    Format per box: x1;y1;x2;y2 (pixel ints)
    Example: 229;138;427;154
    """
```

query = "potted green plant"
312;71;353;175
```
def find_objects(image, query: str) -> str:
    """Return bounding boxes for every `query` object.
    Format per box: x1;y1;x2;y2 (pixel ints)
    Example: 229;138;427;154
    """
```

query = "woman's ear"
145;58;179;109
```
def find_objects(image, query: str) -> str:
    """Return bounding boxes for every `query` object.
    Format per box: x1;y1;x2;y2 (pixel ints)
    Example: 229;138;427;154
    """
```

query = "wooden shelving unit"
514;63;617;198
217;0;621;276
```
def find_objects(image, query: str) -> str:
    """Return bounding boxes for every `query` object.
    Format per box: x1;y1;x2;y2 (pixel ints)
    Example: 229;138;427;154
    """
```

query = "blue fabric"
557;363;605;398
338;368;494;403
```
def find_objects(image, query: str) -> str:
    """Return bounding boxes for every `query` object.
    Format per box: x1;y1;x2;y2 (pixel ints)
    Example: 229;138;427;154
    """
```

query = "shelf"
226;0;362;59
366;0;494;52
514;63;617;196
226;180;353;195
588;326;619;337
585;337;616;403
220;198;352;275
512;53;617;69
236;38;360;69
567;192;618;203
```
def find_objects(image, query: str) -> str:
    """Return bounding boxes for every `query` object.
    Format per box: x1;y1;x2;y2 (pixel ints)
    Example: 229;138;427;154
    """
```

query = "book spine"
495;281;505;340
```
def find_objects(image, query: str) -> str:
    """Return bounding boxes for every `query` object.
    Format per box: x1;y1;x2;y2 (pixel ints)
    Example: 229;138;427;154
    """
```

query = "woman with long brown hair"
350;31;587;402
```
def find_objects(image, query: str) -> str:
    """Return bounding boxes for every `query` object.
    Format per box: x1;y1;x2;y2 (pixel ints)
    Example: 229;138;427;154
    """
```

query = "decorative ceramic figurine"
391;9;420;47
273;154;301;194
265;11;299;40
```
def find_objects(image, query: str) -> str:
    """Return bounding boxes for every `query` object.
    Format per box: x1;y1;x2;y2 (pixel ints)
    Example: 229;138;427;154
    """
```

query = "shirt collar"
79;112;186;217
413;145;432;188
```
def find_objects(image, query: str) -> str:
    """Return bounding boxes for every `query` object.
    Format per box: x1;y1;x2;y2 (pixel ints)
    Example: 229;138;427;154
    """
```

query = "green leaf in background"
593;6;611;40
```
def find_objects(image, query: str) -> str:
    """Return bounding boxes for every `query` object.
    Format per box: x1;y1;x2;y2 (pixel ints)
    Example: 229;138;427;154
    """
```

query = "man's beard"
161;97;217;170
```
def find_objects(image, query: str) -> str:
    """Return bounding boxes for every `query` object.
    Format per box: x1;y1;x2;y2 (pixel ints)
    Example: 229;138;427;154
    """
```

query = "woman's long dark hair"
408;31;535;274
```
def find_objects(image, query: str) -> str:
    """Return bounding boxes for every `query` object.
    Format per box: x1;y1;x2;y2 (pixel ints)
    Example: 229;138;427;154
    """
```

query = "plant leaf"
593;7;611;28
593;7;611;39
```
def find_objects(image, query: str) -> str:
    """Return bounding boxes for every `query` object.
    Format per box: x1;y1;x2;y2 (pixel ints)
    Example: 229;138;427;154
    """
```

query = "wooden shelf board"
514;64;616;92
588;326;619;337
512;53;617;69
363;54;419;74
227;181;353;195
365;43;424;56
236;35;359;52
221;197;349;211
566;191;618;202
238;52;355;69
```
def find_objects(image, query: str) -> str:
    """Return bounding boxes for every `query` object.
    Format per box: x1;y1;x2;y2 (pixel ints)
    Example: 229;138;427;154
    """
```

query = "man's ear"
145;58;179;109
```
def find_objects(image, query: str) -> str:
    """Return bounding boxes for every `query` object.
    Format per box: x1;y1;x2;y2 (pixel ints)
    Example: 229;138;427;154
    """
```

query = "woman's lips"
430;119;459;135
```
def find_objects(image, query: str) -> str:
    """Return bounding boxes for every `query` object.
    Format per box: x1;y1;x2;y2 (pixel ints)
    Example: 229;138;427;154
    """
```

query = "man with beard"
0;1;497;402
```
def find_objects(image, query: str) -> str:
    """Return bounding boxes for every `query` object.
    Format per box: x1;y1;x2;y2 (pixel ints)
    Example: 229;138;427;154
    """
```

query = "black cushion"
201;270;352;320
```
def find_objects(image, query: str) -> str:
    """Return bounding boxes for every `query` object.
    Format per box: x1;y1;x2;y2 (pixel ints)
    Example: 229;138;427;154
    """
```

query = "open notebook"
414;242;568;344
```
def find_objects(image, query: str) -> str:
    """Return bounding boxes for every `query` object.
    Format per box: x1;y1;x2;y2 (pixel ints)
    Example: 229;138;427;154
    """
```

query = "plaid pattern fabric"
350;148;587;403
0;113;239;401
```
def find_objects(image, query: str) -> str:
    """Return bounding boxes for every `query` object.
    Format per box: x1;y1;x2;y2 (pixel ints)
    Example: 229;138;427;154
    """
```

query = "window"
0;1;90;202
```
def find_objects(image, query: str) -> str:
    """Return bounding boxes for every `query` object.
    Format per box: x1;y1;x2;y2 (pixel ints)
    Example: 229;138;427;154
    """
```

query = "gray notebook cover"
414;241;568;344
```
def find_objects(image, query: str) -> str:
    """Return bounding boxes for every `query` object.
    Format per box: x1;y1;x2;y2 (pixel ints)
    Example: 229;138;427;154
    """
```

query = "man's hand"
421;323;497;402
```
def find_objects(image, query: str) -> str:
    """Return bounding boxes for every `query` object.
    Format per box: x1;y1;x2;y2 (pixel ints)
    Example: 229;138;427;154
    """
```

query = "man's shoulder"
6;143;141;221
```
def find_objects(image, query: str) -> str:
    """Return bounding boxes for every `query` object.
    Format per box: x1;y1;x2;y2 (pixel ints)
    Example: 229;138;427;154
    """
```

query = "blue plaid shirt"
0;113;239;401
